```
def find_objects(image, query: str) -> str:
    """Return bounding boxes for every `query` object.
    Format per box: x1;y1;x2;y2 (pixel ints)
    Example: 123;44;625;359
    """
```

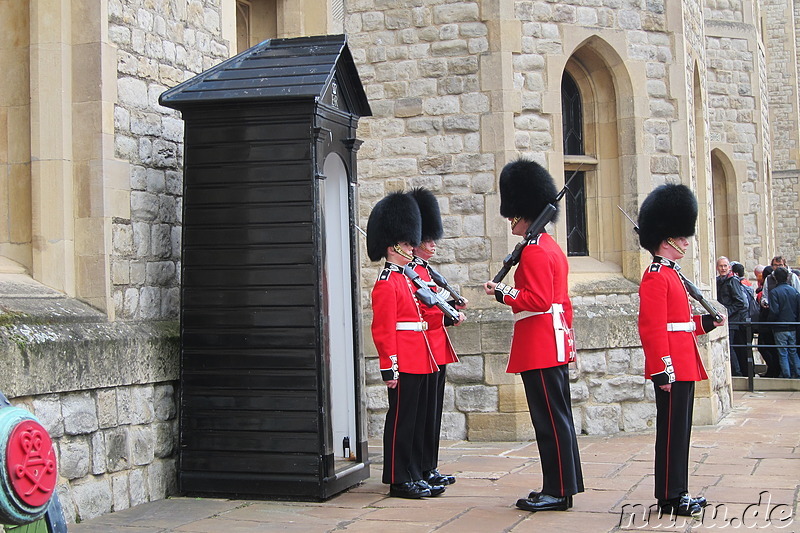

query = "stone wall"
0;284;179;524
10;383;177;523
350;0;735;438
706;16;767;267
764;0;800;263
772;171;800;264
763;0;799;172
705;0;745;21
347;0;494;305
705;0;776;271
108;0;229;320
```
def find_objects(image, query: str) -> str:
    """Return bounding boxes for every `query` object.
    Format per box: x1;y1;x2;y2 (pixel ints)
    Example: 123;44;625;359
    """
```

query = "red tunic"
371;262;439;380
411;258;459;366
494;233;576;373
638;257;709;383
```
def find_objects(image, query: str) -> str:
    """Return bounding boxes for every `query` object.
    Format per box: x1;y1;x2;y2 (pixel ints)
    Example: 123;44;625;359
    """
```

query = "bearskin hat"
366;192;422;261
499;159;559;222
637;183;697;253
407;188;443;242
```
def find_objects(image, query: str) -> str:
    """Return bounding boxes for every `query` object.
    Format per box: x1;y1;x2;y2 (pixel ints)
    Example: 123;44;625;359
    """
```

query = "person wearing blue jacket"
766;267;800;378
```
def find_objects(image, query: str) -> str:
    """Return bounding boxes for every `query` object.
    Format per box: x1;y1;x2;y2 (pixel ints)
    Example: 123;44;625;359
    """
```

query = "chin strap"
393;244;414;261
666;238;686;256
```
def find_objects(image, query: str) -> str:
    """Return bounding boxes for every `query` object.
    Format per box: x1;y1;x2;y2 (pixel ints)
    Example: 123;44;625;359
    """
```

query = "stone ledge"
732;376;800;391
0;272;107;325
0;320;179;398
467;411;534;441
570;272;639;296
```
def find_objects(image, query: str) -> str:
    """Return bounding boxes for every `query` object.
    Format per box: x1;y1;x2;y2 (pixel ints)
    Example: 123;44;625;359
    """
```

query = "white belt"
396;321;428;331
514;309;551;322
667;321;695;332
515;304;569;363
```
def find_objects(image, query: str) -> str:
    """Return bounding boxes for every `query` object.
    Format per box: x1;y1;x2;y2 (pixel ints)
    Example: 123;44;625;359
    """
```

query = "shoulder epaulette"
378;263;401;281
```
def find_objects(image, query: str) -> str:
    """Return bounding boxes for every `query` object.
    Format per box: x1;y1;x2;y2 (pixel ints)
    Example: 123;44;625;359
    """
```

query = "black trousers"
757;328;781;377
383;372;432;484
521;365;584;497
731;327;751;376
422;365;447;474
654;381;694;501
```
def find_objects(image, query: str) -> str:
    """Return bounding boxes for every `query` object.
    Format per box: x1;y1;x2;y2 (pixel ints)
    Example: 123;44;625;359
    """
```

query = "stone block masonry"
15;383;178;522
109;0;229;320
0;290;179;524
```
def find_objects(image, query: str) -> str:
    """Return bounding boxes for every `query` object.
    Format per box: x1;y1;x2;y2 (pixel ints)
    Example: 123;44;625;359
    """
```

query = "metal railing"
728;319;800;392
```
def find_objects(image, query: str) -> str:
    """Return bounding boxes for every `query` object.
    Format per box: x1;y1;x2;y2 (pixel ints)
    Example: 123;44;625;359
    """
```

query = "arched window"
562;72;588;257
556;39;635;279
562;73;583;156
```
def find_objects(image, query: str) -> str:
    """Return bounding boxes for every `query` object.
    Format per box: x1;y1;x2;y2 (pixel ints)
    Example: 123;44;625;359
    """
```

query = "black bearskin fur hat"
407;188;443;242
637;183;697;253
499;159;559;221
366;192;422;261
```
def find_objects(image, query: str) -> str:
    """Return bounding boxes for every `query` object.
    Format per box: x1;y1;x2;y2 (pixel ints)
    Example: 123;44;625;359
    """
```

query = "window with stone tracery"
562;72;588;257
560;40;632;278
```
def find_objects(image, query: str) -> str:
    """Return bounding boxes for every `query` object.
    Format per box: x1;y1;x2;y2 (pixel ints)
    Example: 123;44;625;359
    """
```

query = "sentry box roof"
159;34;371;117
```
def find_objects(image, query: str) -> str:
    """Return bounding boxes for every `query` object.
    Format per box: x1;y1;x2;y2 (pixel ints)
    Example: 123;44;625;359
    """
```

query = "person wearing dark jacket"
731;262;757;375
755;266;780;377
717;260;748;376
766;267;800;378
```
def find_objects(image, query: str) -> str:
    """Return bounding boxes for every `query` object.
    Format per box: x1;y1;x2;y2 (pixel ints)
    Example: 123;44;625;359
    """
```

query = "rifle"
617;206;724;322
355;223;463;319
427;265;466;307
403;265;462;323
491;165;581;284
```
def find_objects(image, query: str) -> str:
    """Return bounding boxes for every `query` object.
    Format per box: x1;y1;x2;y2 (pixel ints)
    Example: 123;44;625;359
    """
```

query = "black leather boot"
416;480;445;497
389;481;431;499
527;491;573;508
658;494;702;517
425;469;456;486
516;493;570;512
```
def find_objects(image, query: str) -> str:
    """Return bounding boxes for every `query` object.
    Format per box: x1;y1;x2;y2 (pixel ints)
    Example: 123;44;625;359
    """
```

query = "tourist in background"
716;256;748;376
766;266;800;379
755;265;781;378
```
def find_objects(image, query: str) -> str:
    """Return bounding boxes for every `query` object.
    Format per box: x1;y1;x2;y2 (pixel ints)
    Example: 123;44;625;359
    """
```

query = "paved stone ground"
69;391;799;532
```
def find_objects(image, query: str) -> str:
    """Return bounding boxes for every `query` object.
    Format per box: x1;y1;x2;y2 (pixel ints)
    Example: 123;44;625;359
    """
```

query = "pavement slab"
68;392;799;532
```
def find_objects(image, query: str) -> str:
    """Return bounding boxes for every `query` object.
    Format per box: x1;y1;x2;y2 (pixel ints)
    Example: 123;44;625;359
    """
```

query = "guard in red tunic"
407;188;467;488
483;159;583;512
636;183;724;517
366;191;445;499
